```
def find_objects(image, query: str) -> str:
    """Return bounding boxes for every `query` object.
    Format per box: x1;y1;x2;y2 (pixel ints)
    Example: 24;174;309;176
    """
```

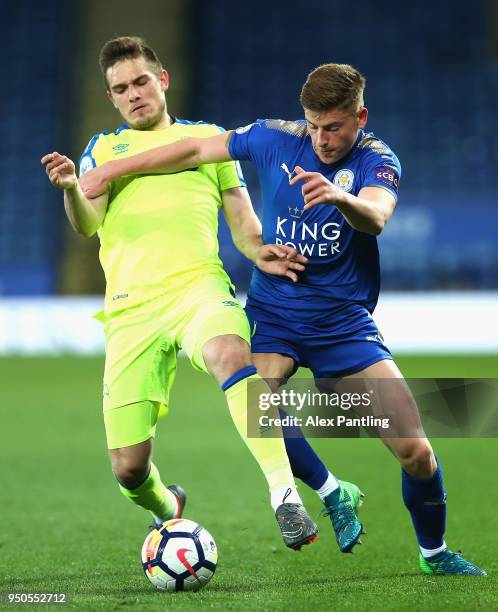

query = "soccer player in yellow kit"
41;36;318;550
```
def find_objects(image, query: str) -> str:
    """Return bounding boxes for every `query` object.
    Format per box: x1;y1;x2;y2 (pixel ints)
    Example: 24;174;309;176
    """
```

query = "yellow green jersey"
79;118;245;315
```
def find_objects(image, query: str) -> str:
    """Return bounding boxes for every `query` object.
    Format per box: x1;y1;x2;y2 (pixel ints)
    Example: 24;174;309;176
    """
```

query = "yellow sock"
225;374;296;490
118;462;176;521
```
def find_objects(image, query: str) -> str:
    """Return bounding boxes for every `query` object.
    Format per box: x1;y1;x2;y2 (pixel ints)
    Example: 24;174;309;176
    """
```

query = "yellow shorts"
102;273;251;449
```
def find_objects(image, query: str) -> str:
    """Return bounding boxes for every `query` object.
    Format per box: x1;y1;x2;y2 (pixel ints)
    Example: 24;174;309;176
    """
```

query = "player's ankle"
270;485;303;511
315;471;340;500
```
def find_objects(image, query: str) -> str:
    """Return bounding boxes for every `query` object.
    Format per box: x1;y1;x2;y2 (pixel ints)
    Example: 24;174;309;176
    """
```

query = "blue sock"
279;409;328;490
402;459;446;550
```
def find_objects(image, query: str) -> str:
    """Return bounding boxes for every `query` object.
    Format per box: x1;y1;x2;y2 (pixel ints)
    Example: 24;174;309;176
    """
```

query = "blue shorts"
245;299;392;379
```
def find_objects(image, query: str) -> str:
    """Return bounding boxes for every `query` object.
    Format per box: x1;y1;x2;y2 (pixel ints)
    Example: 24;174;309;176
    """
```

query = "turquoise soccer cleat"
419;549;487;576
321;480;364;553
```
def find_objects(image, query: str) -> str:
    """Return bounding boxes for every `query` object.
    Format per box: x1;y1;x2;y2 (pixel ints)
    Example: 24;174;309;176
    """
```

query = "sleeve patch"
79;154;95;176
373;165;400;190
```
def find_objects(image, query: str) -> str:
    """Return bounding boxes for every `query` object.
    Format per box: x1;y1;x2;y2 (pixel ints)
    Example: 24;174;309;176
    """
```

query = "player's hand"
41;152;78;190
290;165;346;210
79;164;111;198
256;244;307;283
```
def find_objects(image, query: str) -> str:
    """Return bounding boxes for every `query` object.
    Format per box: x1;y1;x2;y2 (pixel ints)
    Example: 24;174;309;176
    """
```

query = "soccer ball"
141;518;218;592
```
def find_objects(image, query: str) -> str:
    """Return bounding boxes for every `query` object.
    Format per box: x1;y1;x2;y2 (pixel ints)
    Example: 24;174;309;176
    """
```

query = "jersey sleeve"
207;124;246;191
228;119;271;165
216;159;246;191
361;147;402;201
78;133;109;177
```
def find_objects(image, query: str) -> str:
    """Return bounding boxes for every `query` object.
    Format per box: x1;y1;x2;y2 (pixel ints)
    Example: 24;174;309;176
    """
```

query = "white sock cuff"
316;472;339;500
270;485;302;511
420;541;447;558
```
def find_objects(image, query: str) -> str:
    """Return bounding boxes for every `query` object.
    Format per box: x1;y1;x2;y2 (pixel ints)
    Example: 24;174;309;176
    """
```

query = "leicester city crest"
333;169;354;192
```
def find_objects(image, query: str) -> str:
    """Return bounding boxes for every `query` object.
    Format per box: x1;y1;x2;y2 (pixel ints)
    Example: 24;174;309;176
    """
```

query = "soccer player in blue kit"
80;63;486;575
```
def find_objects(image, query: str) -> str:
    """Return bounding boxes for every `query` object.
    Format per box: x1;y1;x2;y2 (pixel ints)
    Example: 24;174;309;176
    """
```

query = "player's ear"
160;69;169;93
106;90;118;108
358;107;368;128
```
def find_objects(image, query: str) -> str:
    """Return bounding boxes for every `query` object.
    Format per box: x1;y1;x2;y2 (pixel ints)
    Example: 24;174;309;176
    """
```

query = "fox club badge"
333;169;354;192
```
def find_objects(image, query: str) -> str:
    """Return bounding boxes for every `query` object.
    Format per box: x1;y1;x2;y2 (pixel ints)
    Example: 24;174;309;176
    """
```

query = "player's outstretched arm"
290;166;396;235
41;152;108;237
79;132;233;199
222;187;307;283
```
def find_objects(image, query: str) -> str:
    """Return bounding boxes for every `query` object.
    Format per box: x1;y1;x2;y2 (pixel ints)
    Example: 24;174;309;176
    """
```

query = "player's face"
106;56;169;130
304;106;368;164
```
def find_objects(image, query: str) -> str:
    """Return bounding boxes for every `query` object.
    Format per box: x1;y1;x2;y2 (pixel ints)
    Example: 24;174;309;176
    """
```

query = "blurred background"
1;4;497;603
1;0;497;354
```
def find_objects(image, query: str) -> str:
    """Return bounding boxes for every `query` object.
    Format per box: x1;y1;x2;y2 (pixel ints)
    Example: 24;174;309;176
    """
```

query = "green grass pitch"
1;354;497;610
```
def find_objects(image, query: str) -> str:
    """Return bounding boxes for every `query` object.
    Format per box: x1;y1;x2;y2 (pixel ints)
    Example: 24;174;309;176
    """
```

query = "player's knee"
111;454;150;489
218;346;249;375
204;335;251;383
398;440;435;478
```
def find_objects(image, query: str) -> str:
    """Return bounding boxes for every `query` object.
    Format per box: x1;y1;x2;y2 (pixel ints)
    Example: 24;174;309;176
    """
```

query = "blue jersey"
228;120;401;318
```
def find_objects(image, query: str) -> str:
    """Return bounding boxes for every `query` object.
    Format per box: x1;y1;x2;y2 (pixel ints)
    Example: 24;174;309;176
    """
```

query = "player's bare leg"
251;352;295;392
202;336;318;549
109;438;153;489
108;417;185;526
339;359;486;574
341;359;436;477
202;334;254;384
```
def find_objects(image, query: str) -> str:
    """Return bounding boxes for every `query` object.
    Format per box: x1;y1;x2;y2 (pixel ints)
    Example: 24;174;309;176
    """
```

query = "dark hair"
99;36;163;87
300;63;366;113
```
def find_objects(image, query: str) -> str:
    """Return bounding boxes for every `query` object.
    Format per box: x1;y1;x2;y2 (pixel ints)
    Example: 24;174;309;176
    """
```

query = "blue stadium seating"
0;1;65;294
191;0;498;290
1;0;497;293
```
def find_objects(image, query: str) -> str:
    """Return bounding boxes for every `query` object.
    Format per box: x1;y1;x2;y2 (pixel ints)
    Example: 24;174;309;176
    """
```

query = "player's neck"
150;111;173;131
